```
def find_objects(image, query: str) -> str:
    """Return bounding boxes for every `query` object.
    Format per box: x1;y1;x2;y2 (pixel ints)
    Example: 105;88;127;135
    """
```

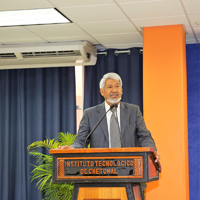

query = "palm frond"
58;132;76;146
29;151;52;165
27;139;60;151
28;132;75;200
43;182;73;200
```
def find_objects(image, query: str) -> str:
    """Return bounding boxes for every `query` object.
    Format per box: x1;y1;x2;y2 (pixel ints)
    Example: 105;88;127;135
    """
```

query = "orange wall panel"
143;25;189;200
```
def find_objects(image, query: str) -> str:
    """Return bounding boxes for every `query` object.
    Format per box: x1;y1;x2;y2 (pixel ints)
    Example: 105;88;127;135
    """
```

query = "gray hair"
99;72;122;89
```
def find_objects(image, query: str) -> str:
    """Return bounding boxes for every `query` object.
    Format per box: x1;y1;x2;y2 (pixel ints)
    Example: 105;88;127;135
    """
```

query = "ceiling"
0;0;199;50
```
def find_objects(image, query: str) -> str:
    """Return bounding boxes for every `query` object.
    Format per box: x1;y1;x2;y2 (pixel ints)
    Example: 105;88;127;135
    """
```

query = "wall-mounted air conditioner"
0;41;97;69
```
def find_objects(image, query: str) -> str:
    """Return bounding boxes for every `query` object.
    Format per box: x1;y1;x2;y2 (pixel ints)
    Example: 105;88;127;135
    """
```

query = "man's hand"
55;145;73;150
154;151;160;163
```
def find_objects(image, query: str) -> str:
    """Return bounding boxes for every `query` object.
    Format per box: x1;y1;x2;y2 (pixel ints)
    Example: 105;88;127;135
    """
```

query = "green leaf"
58;132;77;146
28;132;76;200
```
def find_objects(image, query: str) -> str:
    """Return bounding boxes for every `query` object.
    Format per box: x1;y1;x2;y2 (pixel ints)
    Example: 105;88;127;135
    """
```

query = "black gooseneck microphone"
112;104;124;147
84;104;117;148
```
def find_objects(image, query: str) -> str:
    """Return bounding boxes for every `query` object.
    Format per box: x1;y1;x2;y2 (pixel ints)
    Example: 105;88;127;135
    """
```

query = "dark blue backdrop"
0;67;76;200
187;43;200;200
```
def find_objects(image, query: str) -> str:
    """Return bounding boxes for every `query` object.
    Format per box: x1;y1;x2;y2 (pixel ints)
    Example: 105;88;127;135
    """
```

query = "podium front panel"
49;148;159;183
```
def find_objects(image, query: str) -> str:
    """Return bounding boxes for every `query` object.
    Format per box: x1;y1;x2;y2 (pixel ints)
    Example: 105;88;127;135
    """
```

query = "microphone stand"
84;104;116;148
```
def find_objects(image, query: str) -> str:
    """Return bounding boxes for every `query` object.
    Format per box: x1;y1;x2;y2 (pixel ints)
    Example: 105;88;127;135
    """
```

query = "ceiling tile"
59;4;127;23
104;43;143;49
49;0;114;7
78;20;138;35
186;33;196;41
184;26;196;41
188;14;200;29
132;15;188;29
93;33;143;45
194;28;200;39
0;27;45;43
116;0;160;2
26;24;88;38
0;38;46;44
0;0;53;11
119;0;185;19
186;39;198;44
45;36;99;45
182;0;200;15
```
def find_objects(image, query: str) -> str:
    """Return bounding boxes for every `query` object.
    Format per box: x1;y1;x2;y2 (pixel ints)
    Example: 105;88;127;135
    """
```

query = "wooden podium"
49;147;161;200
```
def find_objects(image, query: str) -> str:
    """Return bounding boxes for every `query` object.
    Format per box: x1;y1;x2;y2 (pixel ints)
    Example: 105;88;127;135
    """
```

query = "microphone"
112;104;124;147
84;104;116;148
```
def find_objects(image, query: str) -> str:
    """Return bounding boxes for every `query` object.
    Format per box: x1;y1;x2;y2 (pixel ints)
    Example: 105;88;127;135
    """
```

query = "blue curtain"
187;43;200;200
0;67;76;200
84;48;143;112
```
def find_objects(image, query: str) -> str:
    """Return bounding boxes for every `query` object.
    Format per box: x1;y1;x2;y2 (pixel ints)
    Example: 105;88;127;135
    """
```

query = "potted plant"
27;132;77;200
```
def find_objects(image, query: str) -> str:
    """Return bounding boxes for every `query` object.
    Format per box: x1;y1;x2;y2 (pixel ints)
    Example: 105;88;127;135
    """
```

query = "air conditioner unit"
0;41;97;69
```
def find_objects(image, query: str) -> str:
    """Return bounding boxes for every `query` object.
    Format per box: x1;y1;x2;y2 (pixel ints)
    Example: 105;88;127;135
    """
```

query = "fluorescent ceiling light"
0;8;71;27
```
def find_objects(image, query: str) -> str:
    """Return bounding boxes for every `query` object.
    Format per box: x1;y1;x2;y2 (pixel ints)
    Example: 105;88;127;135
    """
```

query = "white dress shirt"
105;101;121;148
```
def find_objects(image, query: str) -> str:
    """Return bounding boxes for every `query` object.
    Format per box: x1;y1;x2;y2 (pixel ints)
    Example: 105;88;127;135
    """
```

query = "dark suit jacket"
71;101;157;150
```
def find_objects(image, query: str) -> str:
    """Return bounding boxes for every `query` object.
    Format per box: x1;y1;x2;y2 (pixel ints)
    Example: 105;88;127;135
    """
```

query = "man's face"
100;78;123;105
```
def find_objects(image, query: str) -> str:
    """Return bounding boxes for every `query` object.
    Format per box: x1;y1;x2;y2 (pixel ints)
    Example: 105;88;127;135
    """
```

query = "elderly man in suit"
57;72;160;162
